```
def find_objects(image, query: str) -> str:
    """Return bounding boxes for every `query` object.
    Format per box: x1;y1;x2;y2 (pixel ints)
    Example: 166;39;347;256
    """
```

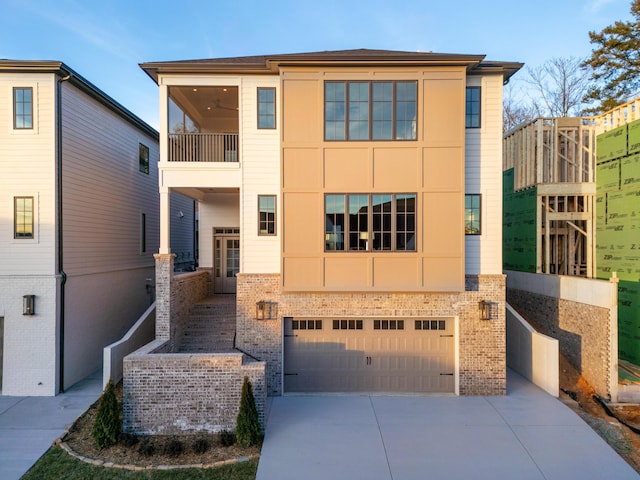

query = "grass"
22;446;258;480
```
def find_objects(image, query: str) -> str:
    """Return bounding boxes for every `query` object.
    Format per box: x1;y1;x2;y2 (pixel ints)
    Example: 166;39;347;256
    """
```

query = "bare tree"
503;81;537;131
527;57;591;117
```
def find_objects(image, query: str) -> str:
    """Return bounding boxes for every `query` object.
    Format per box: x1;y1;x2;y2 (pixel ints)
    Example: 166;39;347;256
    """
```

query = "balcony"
168;132;238;162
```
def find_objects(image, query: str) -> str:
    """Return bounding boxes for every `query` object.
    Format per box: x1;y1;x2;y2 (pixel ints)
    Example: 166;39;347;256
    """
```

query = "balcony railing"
168;133;238;162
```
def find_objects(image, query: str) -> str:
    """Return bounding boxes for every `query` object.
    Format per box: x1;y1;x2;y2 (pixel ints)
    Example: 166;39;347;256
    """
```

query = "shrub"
235;376;261;448
219;429;236;447
137;437;155;456
193;437;209;454
163;439;184;457
92;379;121;449
119;432;139;447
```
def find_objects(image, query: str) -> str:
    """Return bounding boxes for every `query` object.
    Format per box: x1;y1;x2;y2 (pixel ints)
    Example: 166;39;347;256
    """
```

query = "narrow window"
325;194;345;250
348;82;369;140
141;213;147;253
258;195;276;235
14;196;34;239
139;143;150;174
325;82;346;140
372;194;392;250
395;82;417;139
465;194;481;235
14;87;33;129
372;82;393;140
348;194;368;250
395;194;416;251
257;87;276;129
465;86;481;128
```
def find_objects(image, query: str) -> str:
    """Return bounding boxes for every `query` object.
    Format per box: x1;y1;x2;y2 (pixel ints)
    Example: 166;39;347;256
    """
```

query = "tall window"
258;195;276;235
325;81;417;141
465;194;481;235
325;193;416;251
13;87;33;129
257;87;276;129
140;213;147;253
14;196;34;239
465;86;481;128
139;143;149;174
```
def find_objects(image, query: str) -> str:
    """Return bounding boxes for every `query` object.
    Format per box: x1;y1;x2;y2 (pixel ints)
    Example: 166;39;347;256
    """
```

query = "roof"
0;60;157;139
140;48;523;83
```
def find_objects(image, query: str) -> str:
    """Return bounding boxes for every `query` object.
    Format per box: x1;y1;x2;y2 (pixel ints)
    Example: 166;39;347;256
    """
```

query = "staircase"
177;296;237;353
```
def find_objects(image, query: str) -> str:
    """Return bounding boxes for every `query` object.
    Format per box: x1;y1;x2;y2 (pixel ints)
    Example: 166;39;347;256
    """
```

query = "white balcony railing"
168;133;238;162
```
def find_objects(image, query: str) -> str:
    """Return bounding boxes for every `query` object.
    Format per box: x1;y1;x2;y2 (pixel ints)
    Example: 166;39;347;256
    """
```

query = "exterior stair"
177;296;237;353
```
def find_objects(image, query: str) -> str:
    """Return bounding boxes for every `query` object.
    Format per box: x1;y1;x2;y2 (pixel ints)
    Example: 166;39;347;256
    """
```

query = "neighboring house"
134;48;522;410
0;60;194;396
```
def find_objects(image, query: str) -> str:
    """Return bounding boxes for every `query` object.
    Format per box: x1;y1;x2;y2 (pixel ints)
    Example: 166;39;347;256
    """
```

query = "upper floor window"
465;86;481;128
325;81;417;141
325;193;416;251
465;194;481;235
14;196;34;239
257;88;276;129
139;143;150;174
14;87;33;129
258;195;276;235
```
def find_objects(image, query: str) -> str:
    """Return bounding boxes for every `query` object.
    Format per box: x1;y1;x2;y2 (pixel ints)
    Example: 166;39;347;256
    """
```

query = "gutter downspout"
56;73;70;393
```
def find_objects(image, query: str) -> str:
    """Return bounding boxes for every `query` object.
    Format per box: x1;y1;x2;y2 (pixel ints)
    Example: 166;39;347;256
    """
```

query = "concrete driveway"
257;370;639;480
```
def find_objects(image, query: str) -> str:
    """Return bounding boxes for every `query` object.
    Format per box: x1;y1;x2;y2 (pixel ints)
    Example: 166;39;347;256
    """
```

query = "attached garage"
283;317;456;393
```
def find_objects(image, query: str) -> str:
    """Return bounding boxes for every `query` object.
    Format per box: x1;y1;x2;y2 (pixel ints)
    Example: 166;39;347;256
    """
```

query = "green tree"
583;0;640;113
92;379;121;449
235;376;261;448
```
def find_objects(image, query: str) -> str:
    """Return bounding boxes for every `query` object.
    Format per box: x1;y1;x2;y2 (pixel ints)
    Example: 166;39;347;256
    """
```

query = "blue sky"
0;0;634;129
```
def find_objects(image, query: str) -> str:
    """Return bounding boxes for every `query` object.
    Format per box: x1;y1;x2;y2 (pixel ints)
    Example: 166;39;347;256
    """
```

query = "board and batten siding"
464;74;504;275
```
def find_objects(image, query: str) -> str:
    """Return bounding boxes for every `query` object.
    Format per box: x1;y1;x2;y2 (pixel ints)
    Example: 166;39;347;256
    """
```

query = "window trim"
258;194;277;236
13;87;34;130
257;87;276;130
465;194;481;235
324;80;418;141
14;196;35;239
139;143;150;174
465;86;481;129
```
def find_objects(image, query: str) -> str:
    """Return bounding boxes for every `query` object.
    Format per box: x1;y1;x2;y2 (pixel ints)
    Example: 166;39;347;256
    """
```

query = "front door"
214;229;240;294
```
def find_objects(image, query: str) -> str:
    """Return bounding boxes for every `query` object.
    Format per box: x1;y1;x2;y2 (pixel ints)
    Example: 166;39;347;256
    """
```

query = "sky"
0;0;635;129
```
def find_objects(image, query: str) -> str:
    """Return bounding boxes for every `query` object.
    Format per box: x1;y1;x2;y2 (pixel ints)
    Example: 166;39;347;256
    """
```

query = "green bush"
92;379;121;449
219;429;236;446
193;437;210;454
235;376;261;448
163;439;184;457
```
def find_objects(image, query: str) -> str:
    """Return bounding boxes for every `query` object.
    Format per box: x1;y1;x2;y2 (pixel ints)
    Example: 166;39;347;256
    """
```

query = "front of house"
137;50;521;414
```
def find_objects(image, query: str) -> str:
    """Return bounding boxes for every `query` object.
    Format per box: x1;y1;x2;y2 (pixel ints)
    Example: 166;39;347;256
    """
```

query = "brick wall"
236;273;506;396
123;340;266;435
507;288;614;398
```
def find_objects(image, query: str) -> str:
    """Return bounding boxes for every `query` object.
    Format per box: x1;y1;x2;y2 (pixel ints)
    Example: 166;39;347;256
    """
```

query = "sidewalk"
0;370;102;480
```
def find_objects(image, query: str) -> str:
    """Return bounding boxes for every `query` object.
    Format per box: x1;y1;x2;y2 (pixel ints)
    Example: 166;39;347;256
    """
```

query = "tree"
583;0;640;113
92;379;121;449
503;81;537;131
527;57;591;117
235;376;261;448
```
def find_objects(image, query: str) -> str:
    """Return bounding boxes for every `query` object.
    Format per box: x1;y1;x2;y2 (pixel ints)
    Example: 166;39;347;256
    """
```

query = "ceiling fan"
209;97;237;111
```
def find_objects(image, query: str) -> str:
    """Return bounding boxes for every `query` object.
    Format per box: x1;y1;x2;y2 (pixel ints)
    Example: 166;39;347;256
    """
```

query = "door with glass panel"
213;228;240;294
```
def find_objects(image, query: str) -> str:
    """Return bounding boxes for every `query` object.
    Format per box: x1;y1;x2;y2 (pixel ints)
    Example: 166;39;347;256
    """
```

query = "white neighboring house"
0;60;194;396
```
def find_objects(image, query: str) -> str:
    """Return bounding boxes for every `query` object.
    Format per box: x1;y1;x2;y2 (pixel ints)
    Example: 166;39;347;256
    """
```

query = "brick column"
154;254;175;341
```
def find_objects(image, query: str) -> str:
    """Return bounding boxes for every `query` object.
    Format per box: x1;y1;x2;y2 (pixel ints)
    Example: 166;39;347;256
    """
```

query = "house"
125;49;522;433
0;60;194;396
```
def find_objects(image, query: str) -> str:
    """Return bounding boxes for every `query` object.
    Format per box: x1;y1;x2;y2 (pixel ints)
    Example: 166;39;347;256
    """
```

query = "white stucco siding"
239;76;280;274
0;73;57;276
465;74;504;275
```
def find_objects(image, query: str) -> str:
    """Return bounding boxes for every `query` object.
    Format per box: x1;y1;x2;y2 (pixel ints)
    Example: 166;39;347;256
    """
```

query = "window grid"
395;194;416;251
13;87;33;129
258;195;277;236
373;320;405;330
257;87;276;129
14;196;34;239
333;319;363;330
465;86;481;128
325;81;417;141
139;143;149;174
292;319;323;330
415;320;446;331
465;194;481;235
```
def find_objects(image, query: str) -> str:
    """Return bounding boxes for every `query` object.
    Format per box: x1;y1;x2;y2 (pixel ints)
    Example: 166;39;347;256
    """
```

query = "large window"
465;194;481;235
325;193;416;251
258;195;276;235
139;143;149;174
13;87;33;129
14;196;34;239
325;81;417;141
257;87;276;129
465;86;481;128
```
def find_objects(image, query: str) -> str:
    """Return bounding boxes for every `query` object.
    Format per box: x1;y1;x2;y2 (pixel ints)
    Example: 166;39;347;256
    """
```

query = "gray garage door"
284;317;455;393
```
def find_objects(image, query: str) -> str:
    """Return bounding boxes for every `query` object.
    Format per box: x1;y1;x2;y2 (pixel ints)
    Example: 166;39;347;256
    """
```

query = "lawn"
21;446;258;480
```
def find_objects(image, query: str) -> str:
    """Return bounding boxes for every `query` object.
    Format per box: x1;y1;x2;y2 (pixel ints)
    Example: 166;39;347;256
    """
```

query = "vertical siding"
0;73;57;275
465;74;504;274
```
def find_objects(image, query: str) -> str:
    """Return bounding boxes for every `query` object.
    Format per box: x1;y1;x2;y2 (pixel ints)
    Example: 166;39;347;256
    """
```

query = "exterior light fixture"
480;300;498;320
256;300;278;320
23;295;35;315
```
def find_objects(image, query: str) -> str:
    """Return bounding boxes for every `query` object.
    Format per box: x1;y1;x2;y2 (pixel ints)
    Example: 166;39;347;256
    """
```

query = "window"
465;87;481;128
257;87;276;129
13;87;33;129
373;319;405;330
465;194;481;235
292;319;323;330
325;193;416;251
325;81;417;141
333;319;363;330
14;197;34;239
139;143;149;174
258;195;276;235
141;213;147;253
415;319;446;330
